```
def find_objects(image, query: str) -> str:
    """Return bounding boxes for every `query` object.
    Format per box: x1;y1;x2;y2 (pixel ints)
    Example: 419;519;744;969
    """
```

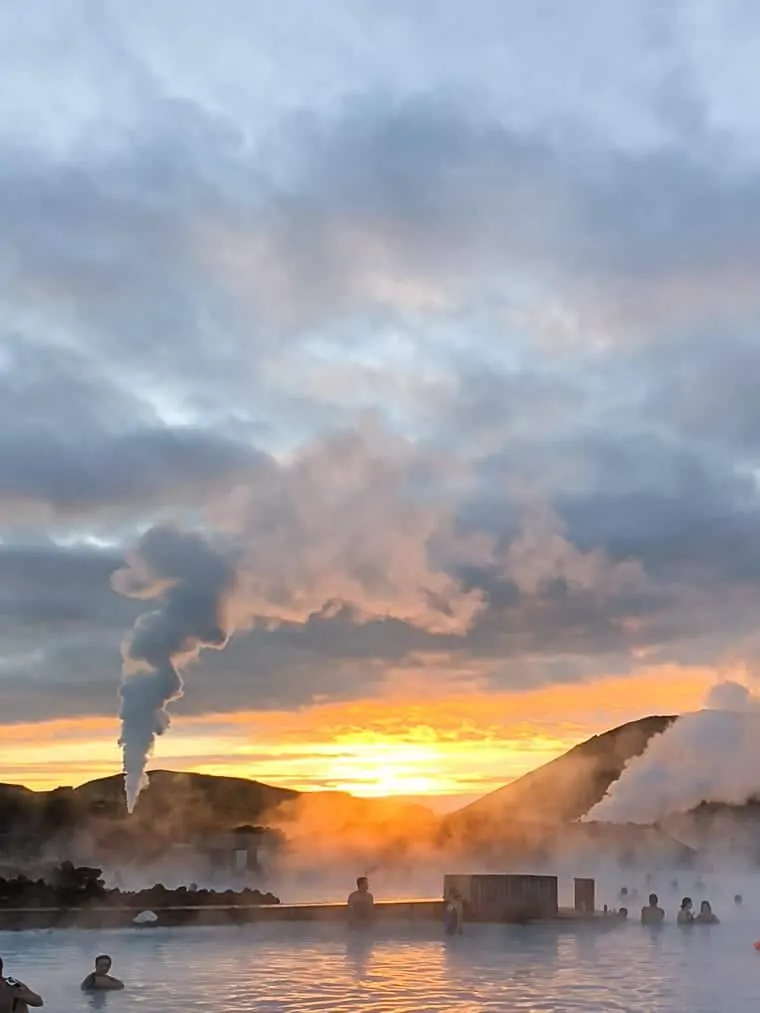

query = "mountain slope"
0;769;437;863
446;715;676;834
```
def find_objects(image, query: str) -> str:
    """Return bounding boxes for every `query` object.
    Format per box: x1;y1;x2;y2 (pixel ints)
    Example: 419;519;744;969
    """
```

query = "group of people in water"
0;954;123;1010
640;893;720;926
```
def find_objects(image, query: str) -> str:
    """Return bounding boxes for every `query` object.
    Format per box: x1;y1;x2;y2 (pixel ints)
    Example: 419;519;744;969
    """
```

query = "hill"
446;715;677;836
0;769;437;867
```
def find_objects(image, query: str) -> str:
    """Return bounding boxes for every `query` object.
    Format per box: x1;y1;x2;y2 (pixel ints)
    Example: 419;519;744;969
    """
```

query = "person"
696;900;719;924
347;877;375;927
80;955;124;992
677;897;694;926
640;893;665;925
0;958;43;1012
734;893;743;906
444;887;464;936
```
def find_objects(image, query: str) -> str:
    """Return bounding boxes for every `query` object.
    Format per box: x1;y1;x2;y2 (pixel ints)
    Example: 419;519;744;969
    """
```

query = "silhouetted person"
734;894;743;906
618;907;628;920
347;877;374;927
677;897;694;926
444;887;464;936
0;958;43;1011
696;900;719;924
641;893;665;925
81;955;124;992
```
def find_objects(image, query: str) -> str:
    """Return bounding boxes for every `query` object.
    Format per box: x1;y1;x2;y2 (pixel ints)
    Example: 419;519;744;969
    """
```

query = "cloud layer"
2;2;760;769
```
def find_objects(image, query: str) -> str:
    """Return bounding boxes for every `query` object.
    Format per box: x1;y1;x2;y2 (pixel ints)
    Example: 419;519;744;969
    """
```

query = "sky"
1;0;760;809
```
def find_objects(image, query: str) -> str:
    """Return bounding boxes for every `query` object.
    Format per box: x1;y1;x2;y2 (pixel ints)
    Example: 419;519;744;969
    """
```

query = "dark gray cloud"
1;2;760;734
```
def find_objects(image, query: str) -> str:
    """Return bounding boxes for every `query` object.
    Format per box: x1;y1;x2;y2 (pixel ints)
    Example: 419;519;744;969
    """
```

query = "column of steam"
111;526;236;813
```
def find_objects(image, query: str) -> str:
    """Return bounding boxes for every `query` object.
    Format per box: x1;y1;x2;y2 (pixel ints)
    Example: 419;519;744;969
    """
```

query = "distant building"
198;826;281;875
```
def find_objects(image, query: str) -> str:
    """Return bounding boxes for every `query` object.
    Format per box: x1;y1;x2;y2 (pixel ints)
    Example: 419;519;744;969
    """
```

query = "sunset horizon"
3;663;713;805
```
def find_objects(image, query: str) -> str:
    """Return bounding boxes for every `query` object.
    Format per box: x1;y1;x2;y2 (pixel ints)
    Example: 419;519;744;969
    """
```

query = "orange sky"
0;663;714;809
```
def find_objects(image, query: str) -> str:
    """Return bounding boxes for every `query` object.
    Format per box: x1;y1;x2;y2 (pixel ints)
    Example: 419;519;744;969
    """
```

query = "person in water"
0;958;44;1012
80;955;124;992
677;897;694;926
696;900;719;924
347;877;375;926
444;887;464;936
640;893;665;925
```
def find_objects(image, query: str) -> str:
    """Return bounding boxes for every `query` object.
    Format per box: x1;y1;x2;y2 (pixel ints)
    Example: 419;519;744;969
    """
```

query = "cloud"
1;1;760;759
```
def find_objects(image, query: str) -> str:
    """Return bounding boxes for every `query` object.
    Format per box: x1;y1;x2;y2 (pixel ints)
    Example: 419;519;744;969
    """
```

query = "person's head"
648;893;658;907
735;894;743;905
619;907;628;919
700;901;711;915
356;877;368;892
620;887;628;897
94;955;112;975
680;897;692;911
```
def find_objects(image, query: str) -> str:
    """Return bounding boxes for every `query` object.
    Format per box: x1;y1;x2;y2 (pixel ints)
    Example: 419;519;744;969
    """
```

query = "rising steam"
109;433;494;811
585;681;760;825
112;526;236;812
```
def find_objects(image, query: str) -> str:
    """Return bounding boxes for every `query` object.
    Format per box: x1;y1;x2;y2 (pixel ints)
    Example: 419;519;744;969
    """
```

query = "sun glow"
0;662;713;799
320;740;445;797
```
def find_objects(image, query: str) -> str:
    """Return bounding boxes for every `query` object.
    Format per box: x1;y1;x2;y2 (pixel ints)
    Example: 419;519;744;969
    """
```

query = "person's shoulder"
81;973;97;990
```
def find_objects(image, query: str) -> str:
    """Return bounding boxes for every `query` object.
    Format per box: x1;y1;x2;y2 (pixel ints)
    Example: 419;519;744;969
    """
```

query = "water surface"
1;917;757;1012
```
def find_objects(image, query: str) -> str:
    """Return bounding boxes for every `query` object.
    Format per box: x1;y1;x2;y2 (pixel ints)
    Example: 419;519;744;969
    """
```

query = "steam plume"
112;526;235;812
584;680;760;825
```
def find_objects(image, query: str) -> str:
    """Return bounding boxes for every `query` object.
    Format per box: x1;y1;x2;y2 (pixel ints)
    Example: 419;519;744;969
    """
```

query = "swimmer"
696;901;719;925
735;894;743;906
0;958;43;1011
640;893;665;925
80;955;124;992
618;907;628;920
677;897;694;926
347;877;375;927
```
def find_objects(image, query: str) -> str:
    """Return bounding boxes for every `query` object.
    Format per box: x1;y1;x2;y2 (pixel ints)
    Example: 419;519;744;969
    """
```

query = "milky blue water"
2;913;759;1012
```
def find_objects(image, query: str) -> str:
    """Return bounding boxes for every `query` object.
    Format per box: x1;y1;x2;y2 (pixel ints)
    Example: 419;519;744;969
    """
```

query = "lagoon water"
2;914;760;1013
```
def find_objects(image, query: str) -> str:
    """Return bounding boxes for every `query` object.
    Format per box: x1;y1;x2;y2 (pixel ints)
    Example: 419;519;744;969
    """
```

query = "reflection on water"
84;991;108;1012
0;918;758;1011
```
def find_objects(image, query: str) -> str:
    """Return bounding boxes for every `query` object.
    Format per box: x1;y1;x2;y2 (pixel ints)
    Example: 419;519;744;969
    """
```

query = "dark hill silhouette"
446;715;677;836
0;769;437;865
74;769;299;823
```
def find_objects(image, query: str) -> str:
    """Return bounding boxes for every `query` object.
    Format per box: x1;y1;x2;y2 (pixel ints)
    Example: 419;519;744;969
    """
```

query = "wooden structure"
574;877;595;913
443;874;559;922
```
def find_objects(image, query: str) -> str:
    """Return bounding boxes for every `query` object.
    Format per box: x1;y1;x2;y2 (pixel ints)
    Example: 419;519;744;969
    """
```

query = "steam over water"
4;879;760;1013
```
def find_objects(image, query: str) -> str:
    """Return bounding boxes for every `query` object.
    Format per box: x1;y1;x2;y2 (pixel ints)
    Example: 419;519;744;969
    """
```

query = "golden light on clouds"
0;663;714;803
